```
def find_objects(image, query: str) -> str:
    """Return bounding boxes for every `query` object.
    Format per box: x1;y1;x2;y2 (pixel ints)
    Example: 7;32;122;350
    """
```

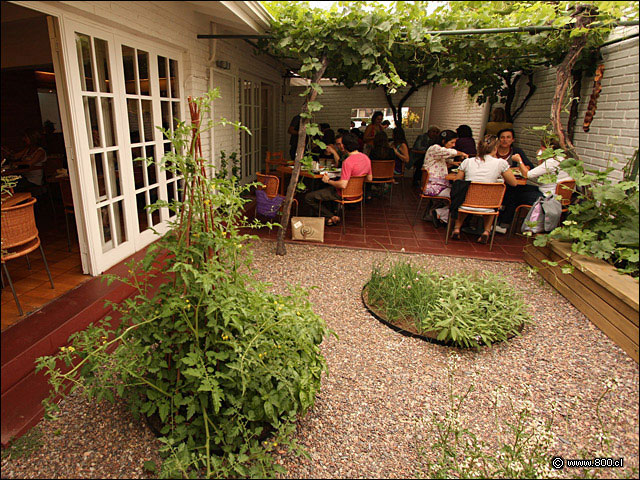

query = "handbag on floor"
291;216;325;242
521;195;562;233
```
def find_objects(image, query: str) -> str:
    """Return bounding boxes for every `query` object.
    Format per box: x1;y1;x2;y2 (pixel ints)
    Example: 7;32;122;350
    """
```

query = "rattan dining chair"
445;182;506;251
319;174;366;234
255;172;298;218
1;197;55;316
367;160;395;206
507;179;576;238
413;170;452;226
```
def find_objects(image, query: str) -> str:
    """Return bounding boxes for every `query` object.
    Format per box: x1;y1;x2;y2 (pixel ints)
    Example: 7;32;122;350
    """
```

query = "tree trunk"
385;84;420;126
551;5;596;159
503;73;519;123
275;55;329;255
567;69;583;143
511;73;537;122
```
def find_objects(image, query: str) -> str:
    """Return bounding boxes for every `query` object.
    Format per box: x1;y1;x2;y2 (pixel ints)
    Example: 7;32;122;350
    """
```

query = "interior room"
1;1;89;330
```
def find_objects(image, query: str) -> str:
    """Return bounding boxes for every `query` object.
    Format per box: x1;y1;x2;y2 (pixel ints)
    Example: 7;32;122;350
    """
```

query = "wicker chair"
367;160;395;205
508;179;576;238
319;174;366;234
413;170;452;226
1;197;55;316
445;182;506;251
255;172;298;218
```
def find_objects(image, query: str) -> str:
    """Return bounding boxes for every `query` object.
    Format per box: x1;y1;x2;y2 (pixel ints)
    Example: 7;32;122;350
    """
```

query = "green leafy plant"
419;353;638;479
35;90;333;478
532;152;639;278
365;260;531;347
1;427;43;461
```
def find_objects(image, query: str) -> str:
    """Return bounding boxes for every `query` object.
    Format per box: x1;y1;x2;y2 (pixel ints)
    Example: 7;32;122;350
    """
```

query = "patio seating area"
252;178;528;262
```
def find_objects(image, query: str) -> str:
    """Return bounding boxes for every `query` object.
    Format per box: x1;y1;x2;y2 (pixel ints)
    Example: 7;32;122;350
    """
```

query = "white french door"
62;19;183;274
238;76;261;184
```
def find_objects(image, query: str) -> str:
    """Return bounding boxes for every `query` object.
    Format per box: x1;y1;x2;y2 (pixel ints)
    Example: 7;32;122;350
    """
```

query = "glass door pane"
74;31;128;254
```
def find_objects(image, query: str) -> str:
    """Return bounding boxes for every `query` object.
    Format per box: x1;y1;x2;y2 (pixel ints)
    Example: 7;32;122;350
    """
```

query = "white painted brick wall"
513;34;639;181
428;83;488;143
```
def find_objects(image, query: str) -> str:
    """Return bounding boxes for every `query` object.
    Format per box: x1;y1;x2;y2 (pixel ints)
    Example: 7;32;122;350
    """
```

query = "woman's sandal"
477;231;490;244
451;229;461;240
326;216;341;227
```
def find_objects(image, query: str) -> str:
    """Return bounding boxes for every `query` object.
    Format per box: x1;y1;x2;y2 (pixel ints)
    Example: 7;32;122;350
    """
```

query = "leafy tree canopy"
262;1;638;106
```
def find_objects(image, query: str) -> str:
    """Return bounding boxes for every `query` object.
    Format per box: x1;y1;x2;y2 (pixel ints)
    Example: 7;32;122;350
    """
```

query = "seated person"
304;133;372;226
411;125;440;187
391;127;410;175
6;128;47;191
454;124;477;157
324;133;349;168
311;128;337;166
449;135;518;243
495;128;533;168
423;130;469;221
498;137;573;229
368;130;396;199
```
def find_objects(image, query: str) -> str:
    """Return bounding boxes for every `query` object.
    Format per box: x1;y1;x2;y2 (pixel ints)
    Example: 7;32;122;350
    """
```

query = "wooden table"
1;192;32;208
276;165;341;195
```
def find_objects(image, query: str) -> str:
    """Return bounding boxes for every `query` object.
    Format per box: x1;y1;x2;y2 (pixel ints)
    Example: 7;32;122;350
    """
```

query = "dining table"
276;164;341;195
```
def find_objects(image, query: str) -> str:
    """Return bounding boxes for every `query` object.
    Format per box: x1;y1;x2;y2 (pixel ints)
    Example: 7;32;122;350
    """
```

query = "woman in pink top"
422;130;468;196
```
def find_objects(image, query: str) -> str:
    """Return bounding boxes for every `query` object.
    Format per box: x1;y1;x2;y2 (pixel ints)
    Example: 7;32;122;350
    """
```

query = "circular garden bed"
362;261;530;348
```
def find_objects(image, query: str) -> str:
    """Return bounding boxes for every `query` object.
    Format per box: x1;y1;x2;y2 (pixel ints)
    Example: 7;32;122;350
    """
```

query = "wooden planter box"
524;240;639;363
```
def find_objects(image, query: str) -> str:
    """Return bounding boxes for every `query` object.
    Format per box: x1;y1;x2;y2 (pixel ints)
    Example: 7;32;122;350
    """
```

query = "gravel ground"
2;240;638;478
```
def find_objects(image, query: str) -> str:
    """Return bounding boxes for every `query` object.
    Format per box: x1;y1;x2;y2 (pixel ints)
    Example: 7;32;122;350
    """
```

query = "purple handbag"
255;189;284;218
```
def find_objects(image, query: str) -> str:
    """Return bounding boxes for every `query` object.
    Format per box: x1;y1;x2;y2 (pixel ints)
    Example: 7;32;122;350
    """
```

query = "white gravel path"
2;239;638;479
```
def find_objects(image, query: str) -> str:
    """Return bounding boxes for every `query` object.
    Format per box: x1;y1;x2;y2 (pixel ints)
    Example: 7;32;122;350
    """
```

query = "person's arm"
395;143;409;163
22;148;46;167
511;153;530;175
322;174;348;189
514;147;532;168
363;125;376;143
502;169;518;187
454;170;465;181
325;144;340;163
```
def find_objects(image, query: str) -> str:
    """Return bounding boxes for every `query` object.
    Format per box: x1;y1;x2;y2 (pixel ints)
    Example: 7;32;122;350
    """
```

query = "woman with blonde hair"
449;135;518;243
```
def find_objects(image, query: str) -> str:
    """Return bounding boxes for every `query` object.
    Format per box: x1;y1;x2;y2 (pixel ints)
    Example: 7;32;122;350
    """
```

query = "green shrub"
366;261;531;347
532;150;639;278
36;91;332;478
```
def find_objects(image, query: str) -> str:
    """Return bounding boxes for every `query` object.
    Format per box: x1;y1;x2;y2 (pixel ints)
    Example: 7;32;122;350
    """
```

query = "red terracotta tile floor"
253;179;529;261
1;201;90;332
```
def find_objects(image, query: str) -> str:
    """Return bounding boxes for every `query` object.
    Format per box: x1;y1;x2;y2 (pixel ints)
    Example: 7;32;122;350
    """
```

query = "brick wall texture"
512;35;639;181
